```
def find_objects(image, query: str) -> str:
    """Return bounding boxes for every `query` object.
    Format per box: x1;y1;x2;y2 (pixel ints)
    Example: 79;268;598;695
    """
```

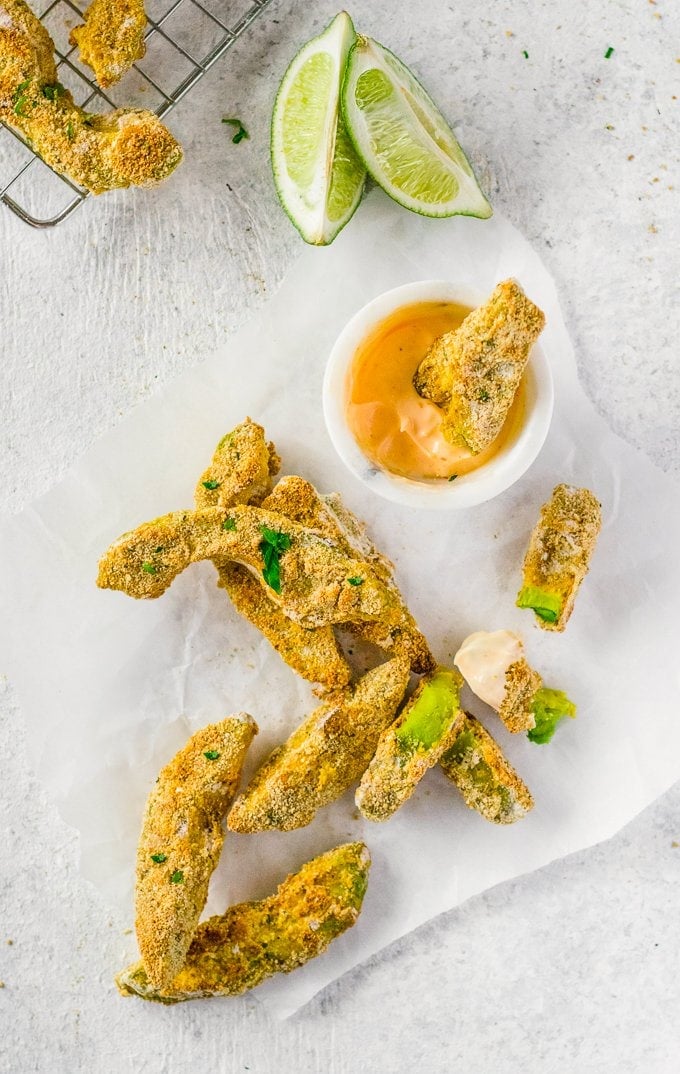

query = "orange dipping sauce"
346;300;526;481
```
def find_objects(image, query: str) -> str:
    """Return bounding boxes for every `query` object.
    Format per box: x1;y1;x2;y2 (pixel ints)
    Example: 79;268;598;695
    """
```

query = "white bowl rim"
322;279;554;511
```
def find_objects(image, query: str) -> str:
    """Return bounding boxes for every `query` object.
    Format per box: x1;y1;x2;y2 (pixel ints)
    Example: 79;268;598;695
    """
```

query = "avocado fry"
516;484;602;631
117;842;371;1002
263;476;435;674
194;418;281;511
194;423;350;690
70;0;146;88
97;505;400;630
135;713;257;991
413;279;545;453
227;657;410;833
356;667;464;821
439;714;533;824
0;0;182;194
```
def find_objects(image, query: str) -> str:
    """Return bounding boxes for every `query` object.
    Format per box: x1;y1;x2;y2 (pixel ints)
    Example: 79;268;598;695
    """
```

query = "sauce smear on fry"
346;301;525;481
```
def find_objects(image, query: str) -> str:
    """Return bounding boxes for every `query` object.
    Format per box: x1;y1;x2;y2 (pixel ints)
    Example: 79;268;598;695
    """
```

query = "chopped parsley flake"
347;577;364;586
141;562;157;574
259;526;292;594
202;479;221;490
604;46;614;59
222;117;249;144
522;49;529;59
66;121;74;141
448;474;458;482
150;853;167;863
42;83;65;101
13;96;29;117
204;750;220;761
222;516;236;531
170;870;184;884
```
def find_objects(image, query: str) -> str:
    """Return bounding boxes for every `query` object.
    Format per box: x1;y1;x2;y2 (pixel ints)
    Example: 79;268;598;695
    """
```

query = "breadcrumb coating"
194;418;281;511
227;658;410;833
117;842;370;1002
414;279;545;453
0;0;182;193
518;483;602;632
440;714;534;824
135;714;257;991
70;0;146;88
499;658;542;733
97;505;400;630
356;667;464;822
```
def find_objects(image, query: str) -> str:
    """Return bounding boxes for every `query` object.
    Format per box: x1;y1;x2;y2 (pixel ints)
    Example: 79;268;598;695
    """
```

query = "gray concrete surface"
1;1;679;1071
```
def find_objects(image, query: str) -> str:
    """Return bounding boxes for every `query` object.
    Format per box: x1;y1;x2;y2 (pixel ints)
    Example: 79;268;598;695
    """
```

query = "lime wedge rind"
341;35;492;220
271;12;367;246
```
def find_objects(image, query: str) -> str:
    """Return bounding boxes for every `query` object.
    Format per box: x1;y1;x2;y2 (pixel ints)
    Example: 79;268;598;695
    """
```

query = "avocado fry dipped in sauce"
356;666;464;821
413;280;545;454
517;484;602;631
454;630;576;741
117;842;371;1002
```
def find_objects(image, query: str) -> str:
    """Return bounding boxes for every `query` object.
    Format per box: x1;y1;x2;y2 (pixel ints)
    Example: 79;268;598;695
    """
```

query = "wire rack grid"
0;0;274;228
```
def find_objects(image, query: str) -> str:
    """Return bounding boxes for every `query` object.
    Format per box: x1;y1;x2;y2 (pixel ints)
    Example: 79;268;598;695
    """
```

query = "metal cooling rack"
0;0;274;227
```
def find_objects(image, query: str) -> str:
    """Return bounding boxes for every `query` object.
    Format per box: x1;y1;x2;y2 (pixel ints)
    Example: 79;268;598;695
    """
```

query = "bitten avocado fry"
135;714;257;991
356;667;464;821
116;842;371;1002
517;484;602;632
440;714;534;824
227;658;410;833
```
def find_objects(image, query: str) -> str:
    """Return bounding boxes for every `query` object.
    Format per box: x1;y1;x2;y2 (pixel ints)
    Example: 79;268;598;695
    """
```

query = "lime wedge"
271;12;367;245
341;36;492;219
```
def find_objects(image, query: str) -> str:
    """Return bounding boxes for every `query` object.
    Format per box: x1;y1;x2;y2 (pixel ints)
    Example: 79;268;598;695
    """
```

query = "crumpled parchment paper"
2;193;679;1019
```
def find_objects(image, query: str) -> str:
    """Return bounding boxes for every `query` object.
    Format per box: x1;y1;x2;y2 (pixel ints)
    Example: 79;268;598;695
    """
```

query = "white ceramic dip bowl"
322;280;554;510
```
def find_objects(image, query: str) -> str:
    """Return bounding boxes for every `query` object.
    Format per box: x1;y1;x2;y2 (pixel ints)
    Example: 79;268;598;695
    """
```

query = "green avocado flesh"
516;585;563;623
395;669;460;751
442;729;492;789
528;687;577;744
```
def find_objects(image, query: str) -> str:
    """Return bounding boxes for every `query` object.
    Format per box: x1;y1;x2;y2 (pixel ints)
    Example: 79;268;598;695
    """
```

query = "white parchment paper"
2;193;679;1019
